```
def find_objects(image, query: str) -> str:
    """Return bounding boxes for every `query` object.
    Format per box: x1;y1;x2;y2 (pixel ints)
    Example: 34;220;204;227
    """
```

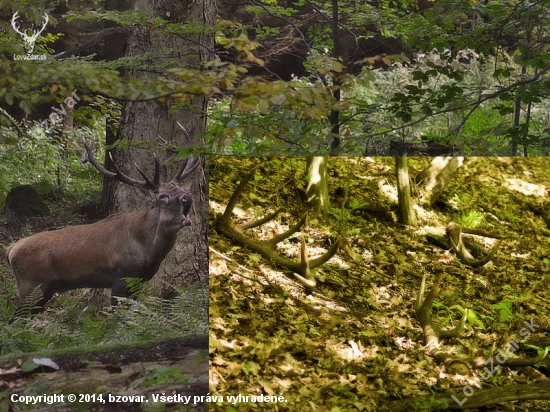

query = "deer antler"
82;137;160;191
416;272;548;368
11;12;48;53
83;137;202;190
161;122;202;182
446;222;502;268
35;13;49;39
217;168;340;288
415;273;467;350
172;156;202;183
11;12;25;37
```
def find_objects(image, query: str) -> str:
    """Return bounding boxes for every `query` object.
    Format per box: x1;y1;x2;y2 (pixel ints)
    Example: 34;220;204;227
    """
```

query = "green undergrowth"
0;286;208;356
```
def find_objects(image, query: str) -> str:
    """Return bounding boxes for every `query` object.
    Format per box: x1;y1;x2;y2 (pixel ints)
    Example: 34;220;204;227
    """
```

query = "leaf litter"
208;157;550;411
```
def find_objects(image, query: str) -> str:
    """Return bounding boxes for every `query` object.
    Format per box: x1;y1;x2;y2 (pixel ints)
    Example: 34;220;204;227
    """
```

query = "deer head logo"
11;11;49;54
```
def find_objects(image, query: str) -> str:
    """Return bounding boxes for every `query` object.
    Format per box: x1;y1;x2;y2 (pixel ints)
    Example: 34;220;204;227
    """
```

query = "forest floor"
208;157;550;412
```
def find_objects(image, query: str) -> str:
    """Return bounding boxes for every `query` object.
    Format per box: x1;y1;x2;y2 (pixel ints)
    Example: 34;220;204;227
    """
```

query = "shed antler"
416;273;548;368
217;169;340;288
415;273;467;350
446;222;503;267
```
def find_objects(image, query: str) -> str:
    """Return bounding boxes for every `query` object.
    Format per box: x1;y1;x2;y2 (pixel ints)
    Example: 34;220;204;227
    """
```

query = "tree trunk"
415;156;464;206
329;0;341;155
306;156;330;213
97;118;116;216
395;156;417;225
95;0;215;303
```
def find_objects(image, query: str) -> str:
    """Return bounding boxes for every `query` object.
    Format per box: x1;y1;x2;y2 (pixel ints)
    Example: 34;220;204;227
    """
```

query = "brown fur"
8;183;193;322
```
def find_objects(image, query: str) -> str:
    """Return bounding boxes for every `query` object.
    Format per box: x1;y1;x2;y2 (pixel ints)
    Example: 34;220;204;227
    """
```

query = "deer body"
8;137;200;322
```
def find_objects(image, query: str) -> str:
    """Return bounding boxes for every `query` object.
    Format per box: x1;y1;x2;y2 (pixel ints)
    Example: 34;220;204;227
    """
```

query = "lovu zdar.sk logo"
11;11;49;60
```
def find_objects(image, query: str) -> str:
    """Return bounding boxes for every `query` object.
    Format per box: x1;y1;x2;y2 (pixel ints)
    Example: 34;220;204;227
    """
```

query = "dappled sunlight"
369;284;404;309
378;179;399;203
209;157;550;411
503;178;546;197
413;204;440;224
209;256;230;276
463;233;501;249
438;370;483;391
275;234;348;269
325;339;379;363
253;266;349;313
394;336;416;350
361;249;374;261
511;252;530;259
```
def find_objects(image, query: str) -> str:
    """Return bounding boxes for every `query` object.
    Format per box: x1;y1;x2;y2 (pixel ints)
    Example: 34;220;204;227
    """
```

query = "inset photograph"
209;156;550;411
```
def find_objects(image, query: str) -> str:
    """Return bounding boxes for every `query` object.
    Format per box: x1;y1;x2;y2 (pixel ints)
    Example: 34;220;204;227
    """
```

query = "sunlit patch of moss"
454;209;486;228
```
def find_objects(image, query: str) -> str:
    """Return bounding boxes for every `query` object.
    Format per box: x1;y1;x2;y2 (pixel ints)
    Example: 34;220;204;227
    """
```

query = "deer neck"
133;205;179;259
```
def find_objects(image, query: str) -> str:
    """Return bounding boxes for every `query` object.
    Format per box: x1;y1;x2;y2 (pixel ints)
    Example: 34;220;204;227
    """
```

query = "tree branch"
55;27;129;59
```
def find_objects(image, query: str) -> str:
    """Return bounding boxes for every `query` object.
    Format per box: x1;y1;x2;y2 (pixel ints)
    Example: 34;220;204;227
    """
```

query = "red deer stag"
7;138;201;322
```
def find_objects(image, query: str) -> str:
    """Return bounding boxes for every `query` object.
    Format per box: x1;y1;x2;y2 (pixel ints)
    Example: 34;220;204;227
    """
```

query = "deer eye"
159;193;169;200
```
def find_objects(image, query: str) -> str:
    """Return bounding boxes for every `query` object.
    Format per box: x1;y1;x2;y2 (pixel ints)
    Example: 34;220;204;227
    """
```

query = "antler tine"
415;273;467;350
134;156;160;189
82;137;117;179
217;166;340;288
39;13;49;33
220;166;261;222
108;155;158;190
309;237;341;268
176;121;192;142
152;155;160;187
447;222;502;268
173;158;190;181
11;12;24;36
292;237;316;288
172;155;202;182
82;137;158;190
413;271;546;369
264;214;307;249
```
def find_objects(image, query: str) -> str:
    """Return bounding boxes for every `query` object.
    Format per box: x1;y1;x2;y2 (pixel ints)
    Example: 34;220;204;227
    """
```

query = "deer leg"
111;279;129;305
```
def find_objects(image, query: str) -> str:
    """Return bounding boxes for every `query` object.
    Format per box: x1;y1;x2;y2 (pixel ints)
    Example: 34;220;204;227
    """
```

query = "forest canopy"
2;0;550;160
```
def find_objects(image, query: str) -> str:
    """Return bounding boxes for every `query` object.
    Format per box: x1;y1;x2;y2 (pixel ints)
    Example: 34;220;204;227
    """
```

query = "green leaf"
21;358;60;373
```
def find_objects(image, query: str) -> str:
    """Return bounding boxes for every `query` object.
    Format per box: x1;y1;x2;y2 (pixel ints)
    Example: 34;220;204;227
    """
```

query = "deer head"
11;11;49;54
81;138;200;231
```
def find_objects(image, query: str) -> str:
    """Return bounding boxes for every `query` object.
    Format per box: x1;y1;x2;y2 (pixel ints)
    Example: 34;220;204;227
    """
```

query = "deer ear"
179;181;193;192
133;187;152;200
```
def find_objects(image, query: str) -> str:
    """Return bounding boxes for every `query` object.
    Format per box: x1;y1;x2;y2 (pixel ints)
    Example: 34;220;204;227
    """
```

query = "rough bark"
98;0;215;302
305;156;330;213
97;119;117;216
395;156;417;225
415;157;464;206
329;0;342;154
